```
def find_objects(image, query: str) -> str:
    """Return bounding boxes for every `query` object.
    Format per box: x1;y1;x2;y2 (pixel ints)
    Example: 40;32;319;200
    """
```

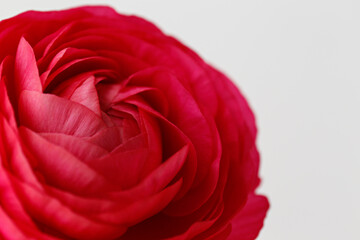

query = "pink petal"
209;65;260;191
18;90;106;137
19;127;117;195
156;37;220;117
52;71;110;103
97;50;148;77
69;75;101;116
108;103;141;141
136;109;162;179
40;145;188;219
43;185;120;215
88;148;148;189
39;47;94;85
168;220;216;240
84;126;124;151
207;224;232;240
0;160;37;230
122;97;198;199
44;54;118;91
11;176;126;240
35;23;73;62
0;117;42;189
0;152;58;240
108;133;146;153
107;144;189;201
39;48;67;84
93;179;182;226
228;194;269;240
14;37;42;94
164;148;220;216
39;132;108;161
80;110;160;189
132;216;217;240
0;206;28;240
112;85;169;117
127;68;218;187
0;63;16;129
0;172;59;240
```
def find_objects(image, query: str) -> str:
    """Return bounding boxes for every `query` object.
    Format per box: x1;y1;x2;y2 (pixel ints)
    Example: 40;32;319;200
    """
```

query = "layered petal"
228;194;269;240
18;91;106;137
19;127;117;195
14;37;42;94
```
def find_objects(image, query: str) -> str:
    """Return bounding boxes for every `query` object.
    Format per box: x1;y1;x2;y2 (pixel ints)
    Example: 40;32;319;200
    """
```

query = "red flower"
0;6;269;240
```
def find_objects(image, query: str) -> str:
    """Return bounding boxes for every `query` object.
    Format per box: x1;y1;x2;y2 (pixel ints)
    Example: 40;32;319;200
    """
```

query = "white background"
1;1;359;239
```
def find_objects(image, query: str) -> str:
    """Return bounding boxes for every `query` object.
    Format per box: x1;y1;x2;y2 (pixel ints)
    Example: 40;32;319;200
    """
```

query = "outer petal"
228;194;269;240
10;176;126;240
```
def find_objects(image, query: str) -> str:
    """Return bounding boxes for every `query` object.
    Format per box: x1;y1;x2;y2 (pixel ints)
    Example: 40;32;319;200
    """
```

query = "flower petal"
0;206;28;240
18;90;106;137
68;75;101;115
107;144;189;201
11;176;126;240
228;194;269;240
14;37;42;94
0;116;42;189
94;179;183;226
39;132;108;161
0;65;16;129
19;127;117;195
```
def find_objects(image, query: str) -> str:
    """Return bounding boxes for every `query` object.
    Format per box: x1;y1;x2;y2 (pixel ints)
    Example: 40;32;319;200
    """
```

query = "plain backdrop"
1;1;359;239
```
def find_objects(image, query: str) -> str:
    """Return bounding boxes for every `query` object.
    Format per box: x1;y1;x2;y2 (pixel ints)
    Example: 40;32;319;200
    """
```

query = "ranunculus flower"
0;6;269;240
